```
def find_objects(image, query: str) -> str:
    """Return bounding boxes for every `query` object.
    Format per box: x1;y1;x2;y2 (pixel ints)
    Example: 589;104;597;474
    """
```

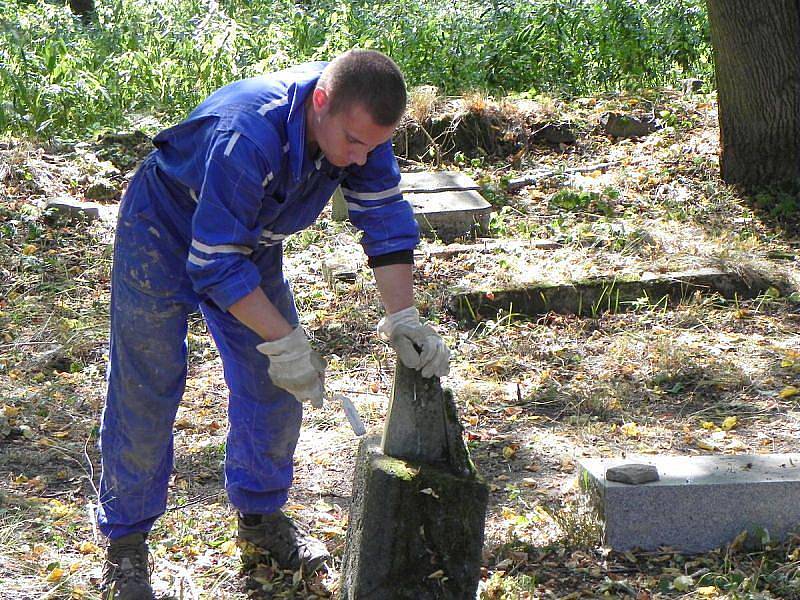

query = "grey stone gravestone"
331;171;492;242
340;364;489;599
580;453;800;552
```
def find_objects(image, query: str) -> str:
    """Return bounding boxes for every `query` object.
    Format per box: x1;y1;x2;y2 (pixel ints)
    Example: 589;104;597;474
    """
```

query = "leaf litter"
0;91;799;598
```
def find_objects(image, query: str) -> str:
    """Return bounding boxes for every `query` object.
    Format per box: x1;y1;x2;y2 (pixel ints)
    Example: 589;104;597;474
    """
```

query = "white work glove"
256;327;326;408
377;307;450;378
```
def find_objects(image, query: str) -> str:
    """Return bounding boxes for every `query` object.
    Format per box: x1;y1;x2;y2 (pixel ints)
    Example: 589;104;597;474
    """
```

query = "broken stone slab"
330;186;348;222
600;112;660;138
340;363;488;598
606;463;659;485
45;197;102;221
322;257;358;286
424;238;561;259
331;171;492;241
448;267;773;323
580;454;800;553
340;436;489;600
381;363;473;475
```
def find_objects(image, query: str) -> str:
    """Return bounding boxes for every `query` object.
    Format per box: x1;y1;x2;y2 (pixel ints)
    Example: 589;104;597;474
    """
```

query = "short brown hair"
318;49;407;127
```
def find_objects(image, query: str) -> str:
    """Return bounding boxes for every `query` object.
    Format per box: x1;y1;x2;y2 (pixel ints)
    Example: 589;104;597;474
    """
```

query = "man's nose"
350;149;368;166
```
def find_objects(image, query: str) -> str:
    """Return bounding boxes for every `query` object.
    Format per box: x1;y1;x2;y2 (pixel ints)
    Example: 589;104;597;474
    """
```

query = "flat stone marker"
340;364;489;599
331;171;492;242
449;267;773;323
580;453;800;553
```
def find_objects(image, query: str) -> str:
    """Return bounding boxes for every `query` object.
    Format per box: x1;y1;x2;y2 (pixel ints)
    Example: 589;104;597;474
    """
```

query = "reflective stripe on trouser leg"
97;165;197;540
201;246;302;514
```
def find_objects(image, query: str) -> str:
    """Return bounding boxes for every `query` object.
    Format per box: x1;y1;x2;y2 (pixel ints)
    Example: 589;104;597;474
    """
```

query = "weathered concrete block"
381;364;472;476
403;171;491;242
600;112;659;138
408;190;491;242
340;436;489;600
332;172;491;241
46;197;102;221
580;454;800;552
448;267;773;323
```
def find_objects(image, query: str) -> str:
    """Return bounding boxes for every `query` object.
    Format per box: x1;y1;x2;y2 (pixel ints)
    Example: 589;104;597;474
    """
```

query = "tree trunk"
706;1;800;186
69;0;95;17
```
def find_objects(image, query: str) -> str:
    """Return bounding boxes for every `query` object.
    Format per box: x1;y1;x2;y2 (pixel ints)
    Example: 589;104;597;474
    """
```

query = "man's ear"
312;87;330;113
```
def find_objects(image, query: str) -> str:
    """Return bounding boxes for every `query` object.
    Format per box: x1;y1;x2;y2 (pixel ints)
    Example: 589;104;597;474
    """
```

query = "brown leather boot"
237;511;330;573
101;533;154;599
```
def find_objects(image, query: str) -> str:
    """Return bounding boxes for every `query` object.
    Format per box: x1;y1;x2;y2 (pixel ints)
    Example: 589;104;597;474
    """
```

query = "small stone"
46;197;101;221
600;112;659;139
681;78;705;95
84;179;118;200
532;123;577;145
606;463;659;485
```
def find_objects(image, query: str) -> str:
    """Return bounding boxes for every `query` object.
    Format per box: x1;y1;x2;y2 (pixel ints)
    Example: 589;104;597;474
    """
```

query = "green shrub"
1;0;713;140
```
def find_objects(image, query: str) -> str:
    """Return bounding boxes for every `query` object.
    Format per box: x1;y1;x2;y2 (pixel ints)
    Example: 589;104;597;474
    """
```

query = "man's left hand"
378;307;450;378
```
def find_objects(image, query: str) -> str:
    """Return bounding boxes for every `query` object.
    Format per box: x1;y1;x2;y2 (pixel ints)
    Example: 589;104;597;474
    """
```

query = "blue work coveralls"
97;62;419;540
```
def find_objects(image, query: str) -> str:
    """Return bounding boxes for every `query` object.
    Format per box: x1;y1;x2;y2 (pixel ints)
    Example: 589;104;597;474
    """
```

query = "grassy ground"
1;89;800;599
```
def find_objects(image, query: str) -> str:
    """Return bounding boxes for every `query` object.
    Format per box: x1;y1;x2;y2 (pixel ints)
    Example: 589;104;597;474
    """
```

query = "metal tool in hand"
333;393;367;436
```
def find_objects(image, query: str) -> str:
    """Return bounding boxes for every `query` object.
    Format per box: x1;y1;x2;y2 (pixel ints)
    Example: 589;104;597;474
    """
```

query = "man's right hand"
256;328;326;408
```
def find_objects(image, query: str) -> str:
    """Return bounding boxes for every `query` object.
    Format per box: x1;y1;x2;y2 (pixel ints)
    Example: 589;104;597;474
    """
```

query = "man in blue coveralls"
98;49;450;599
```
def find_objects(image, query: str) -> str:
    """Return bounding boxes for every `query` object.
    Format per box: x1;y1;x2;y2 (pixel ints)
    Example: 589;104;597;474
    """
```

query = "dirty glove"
377;307;450;378
256;327;326;408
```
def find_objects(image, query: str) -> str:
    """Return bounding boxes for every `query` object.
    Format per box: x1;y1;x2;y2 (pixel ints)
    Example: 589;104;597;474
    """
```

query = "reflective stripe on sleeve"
223;132;241;157
346;198;410;213
257;97;289;116
191;240;253;256
187;253;213;267
341;185;401;202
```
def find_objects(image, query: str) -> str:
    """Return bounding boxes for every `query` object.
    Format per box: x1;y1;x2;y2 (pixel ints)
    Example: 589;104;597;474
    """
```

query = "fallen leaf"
78;541;100;555
672;574;693;591
46;567;65;582
695;438;721;451
502;445;518;460
779;386;799;399
219;539;238;556
721;416;738;431
621;422;640;438
1;405;20;418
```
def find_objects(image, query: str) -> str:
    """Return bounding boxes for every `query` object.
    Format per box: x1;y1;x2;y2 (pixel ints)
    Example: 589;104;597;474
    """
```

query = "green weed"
2;0;713;140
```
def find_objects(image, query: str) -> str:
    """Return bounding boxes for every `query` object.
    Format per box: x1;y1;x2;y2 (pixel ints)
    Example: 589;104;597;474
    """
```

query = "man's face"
310;88;397;168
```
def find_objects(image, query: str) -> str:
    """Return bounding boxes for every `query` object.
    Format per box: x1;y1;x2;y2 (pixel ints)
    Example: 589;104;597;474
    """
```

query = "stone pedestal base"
340;436;489;599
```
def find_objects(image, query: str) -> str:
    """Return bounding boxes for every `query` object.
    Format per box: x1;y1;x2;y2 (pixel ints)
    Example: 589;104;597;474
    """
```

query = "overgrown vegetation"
1;0;711;139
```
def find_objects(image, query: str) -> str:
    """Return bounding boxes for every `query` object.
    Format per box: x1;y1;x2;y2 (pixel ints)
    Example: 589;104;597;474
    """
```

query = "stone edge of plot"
448;267;777;322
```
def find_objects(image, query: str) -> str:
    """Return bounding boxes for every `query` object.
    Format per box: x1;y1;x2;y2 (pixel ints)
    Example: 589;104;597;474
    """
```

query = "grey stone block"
46;197;101;221
409;190;491;242
448;267;773;323
580;454;800;552
381;364;472;476
340;364;488;598
340;436;488;600
400;171;480;193
600;112;659;138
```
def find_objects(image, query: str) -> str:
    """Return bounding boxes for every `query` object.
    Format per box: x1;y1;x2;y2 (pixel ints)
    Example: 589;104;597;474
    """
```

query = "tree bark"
706;0;800;186
69;0;95;17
